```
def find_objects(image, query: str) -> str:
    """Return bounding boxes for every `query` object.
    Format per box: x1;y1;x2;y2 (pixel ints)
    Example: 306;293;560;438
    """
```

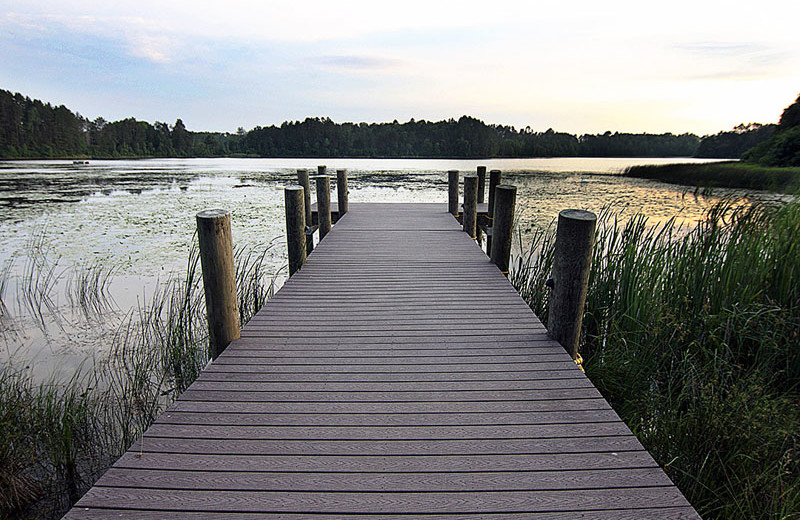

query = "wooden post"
477;166;487;203
336;168;349;217
196;209;240;359
297;169;313;253
284;186;306;277
486;169;502;253
488;169;502;217
490;185;516;276
314;175;332;240
463;175;478;239
448;170;459;215
547;209;597;359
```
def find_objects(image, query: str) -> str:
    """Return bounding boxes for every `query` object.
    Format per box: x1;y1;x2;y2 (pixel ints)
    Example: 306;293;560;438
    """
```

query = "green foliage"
511;201;800;519
0;88;702;159
0;240;279;519
744;94;800;167
624;161;800;193
578;131;700;157
696;123;776;158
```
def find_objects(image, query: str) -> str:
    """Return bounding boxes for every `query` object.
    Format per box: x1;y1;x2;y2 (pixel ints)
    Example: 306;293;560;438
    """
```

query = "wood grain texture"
65;203;699;519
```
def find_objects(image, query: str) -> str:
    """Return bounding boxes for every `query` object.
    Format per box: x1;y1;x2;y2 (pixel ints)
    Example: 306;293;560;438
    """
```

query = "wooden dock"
65;203;700;519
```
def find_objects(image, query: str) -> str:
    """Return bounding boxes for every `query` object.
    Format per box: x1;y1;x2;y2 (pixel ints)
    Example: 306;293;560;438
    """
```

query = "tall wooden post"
490;185;516;276
477;166;487;203
463;175;478;239
488;170;502;217
314;175;332;240
284;186;306;276
448;170;459;215
336;168;349;218
297;169;313;253
547;209;597;359
196;209;240;359
486;169;502;253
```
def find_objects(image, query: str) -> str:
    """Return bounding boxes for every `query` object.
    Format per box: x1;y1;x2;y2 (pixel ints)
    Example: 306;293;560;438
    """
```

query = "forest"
0;88;772;160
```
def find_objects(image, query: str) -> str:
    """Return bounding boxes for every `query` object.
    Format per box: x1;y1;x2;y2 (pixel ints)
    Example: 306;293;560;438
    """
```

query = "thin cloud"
313;55;403;71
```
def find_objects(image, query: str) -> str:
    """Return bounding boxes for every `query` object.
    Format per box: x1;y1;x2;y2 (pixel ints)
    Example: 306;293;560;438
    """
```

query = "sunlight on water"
0;157;767;380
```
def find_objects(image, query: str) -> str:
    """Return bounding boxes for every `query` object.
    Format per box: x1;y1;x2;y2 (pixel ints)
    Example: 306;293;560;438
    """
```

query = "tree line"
0;88;775;160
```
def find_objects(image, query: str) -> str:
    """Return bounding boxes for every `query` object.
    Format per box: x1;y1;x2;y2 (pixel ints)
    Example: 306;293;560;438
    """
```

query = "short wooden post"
486;169;502;253
477;166;487;203
284;186;306;276
547;209;597;359
490;185;516;276
448;170;459;215
463;175;478;239
196;209;240;359
297;169;313;253
336;168;349;217
317;165;327;176
314;175;332;240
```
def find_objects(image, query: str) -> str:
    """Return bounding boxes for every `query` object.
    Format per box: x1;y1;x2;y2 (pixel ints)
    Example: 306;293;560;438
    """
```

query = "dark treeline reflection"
0;88;771;160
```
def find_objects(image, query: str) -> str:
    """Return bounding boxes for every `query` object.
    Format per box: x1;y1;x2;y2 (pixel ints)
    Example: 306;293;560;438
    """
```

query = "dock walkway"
66;203;699;519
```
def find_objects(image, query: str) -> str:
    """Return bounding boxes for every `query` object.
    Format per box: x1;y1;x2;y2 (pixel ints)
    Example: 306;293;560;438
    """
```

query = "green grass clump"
0;239;280;520
625;162;800;193
511;200;800;520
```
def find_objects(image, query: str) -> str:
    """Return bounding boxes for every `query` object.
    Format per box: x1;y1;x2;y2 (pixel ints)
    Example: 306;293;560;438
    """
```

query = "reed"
511;200;800;519
0;239;280;520
65;261;117;319
625;161;800;193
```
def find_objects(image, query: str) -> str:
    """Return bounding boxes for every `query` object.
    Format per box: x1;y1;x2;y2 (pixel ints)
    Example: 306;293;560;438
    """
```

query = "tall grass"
0;238;281;520
625;162;800;193
511;200;800;519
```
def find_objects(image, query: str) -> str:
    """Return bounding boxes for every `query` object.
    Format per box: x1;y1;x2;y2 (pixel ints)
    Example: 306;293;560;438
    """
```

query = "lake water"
0;157;757;379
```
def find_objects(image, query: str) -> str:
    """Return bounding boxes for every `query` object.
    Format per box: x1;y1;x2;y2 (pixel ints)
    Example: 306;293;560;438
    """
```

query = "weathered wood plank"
64;203;698;519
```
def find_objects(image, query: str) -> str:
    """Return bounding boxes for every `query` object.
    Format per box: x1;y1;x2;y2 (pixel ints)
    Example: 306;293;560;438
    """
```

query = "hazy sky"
2;1;799;135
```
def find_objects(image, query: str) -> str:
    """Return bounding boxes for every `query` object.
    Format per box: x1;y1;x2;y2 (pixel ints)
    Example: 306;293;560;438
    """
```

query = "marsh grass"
0;238;281;520
625;161;800;193
65;261;117;319
19;231;64;331
511;200;800;519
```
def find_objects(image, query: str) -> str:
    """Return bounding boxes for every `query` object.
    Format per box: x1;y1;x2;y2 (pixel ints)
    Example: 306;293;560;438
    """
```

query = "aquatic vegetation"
625;161;800;193
511;200;800;520
0;240;281;520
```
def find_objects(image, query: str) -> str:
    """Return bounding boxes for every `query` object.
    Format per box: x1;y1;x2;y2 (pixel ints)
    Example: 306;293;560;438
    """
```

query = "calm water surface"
0;157;757;379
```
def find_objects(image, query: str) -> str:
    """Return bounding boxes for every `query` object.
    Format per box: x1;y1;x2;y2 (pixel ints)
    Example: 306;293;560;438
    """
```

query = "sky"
1;0;799;135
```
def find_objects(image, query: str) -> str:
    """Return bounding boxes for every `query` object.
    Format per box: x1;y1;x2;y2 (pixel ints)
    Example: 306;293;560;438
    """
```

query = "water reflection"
0;157;765;379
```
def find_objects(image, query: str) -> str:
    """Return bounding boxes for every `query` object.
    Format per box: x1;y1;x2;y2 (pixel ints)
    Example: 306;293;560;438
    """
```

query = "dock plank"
65;203;699;519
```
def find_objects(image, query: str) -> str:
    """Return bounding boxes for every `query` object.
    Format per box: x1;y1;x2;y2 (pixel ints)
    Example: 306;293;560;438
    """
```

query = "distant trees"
695;123;776;158
580;131;700;157
0;88;708;160
0;90;88;157
743;94;800;166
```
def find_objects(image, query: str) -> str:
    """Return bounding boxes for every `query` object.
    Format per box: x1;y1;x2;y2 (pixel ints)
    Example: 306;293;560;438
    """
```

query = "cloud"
312;55;402;71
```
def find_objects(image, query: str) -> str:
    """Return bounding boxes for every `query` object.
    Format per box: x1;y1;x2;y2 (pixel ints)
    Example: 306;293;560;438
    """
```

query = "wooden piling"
297;169;313;253
336;168;349;217
486;169;502;253
448;170;459;215
463;175;478;239
488;169;502;217
489;185;516;276
196;209;240;359
284;186;307;277
314;175;332;240
477;166;487;203
547;209;597;359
